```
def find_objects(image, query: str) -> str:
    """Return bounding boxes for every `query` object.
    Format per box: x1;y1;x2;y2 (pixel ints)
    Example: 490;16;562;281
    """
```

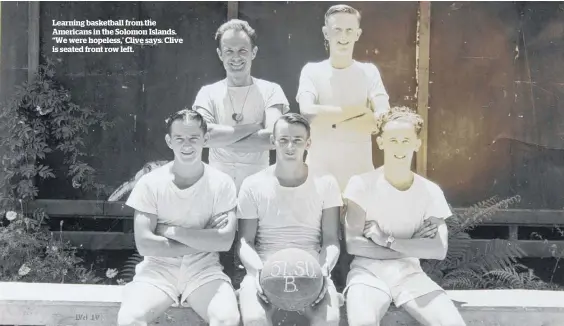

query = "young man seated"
117;109;240;326
236;113;342;326
343;106;466;326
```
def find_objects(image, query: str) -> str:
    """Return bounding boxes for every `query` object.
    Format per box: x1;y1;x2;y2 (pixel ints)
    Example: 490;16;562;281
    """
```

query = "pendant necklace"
227;81;252;123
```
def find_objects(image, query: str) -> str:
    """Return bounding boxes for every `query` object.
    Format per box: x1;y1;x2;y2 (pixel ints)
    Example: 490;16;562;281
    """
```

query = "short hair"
273;113;311;138
215;19;257;48
376;106;424;137
165;109;208;134
324;4;362;25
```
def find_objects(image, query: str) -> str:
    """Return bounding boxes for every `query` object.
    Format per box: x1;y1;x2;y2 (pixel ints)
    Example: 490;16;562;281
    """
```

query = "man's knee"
209;308;241;326
117;307;148;326
346;286;391;326
311;311;340;326
435;312;466;326
241;312;269;326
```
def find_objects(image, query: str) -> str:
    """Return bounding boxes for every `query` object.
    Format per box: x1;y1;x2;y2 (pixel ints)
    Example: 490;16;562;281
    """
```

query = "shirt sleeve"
295;63;318;104
213;175;237;215
366;63;390;114
424;184;453;220
192;85;217;124
323;175;344;209
125;176;157;215
265;83;290;114
237;179;258;220
343;175;367;211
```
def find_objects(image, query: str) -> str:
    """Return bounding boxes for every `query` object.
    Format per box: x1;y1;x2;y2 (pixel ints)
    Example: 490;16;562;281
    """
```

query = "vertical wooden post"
227;1;238;20
28;1;40;83
416;1;431;177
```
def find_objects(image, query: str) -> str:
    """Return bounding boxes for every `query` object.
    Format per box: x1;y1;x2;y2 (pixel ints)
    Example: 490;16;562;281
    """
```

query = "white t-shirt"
237;165;343;261
193;77;290;166
343;167;452;287
296;60;390;190
126;162;237;271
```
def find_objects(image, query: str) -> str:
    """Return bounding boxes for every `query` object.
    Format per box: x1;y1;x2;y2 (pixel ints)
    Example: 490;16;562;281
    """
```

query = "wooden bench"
23;199;564;257
1;282;564;326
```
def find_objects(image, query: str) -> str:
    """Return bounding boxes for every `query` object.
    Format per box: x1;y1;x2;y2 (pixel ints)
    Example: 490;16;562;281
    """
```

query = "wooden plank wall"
427;2;564;209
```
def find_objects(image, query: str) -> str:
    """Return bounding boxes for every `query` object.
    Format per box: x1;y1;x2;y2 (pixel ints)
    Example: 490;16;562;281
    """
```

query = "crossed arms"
134;209;237;257
196;104;285;152
344;200;449;261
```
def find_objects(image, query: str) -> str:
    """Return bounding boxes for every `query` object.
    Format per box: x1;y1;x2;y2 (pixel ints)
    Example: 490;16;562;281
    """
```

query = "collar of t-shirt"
168;164;208;198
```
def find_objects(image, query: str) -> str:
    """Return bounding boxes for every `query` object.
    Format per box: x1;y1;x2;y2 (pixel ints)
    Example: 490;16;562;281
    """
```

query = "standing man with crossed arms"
296;4;390;191
193;19;290;191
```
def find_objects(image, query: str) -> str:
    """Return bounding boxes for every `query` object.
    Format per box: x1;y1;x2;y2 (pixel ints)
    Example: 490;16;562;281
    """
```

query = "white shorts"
344;266;444;307
128;258;232;308
209;161;267;192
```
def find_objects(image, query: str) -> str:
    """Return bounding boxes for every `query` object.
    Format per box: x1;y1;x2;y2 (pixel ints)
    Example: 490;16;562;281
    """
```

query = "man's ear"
322;26;329;40
305;137;312;151
216;48;222;61
415;138;422;152
203;132;210;146
270;134;275;146
355;28;363;41
252;46;258;60
376;136;384;150
165;134;172;149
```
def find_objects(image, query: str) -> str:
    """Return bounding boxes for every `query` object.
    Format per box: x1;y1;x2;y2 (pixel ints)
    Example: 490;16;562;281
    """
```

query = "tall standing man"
193;19;290;191
296;4;391;191
117;109;240;326
237;113;342;326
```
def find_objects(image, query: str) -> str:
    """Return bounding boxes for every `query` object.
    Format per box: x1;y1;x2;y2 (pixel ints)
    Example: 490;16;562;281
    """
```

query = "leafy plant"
0;57;113;284
0;209;102;284
0;56;114;201
422;195;533;289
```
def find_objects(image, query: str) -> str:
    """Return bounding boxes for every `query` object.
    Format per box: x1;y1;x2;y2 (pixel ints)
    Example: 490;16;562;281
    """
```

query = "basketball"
259;248;324;311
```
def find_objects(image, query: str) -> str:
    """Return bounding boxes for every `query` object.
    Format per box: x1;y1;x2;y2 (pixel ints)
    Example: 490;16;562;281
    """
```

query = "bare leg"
346;284;392;326
402;290;466;326
304;282;340;326
186;280;240;326
238;275;275;326
117;282;174;326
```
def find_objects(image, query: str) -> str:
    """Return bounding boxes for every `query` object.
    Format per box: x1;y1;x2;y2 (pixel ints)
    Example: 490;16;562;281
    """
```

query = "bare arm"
225;104;285;152
237;219;263;276
334;113;379;135
387;218;448;260
298;93;371;126
319;206;341;273
344;200;407;260
202;122;261;148
133;210;201;257
156;209;237;252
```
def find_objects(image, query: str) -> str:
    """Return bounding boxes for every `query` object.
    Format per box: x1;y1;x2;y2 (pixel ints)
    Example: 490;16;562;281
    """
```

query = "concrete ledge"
1;282;564;325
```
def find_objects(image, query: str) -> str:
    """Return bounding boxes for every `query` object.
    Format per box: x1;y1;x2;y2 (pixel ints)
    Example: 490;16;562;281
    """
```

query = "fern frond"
441;268;485;289
450;195;521;235
119;251;143;283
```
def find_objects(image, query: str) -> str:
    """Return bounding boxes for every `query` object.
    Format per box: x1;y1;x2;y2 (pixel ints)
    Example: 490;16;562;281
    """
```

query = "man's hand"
311;266;330;306
364;220;387;246
154;223;172;237
205;212;229;229
255;270;270;304
413;217;443;239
